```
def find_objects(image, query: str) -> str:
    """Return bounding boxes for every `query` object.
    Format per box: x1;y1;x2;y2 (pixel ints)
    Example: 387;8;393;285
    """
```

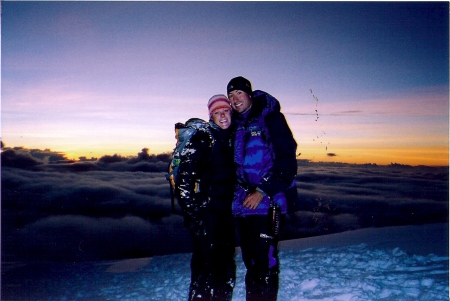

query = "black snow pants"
188;210;236;301
237;215;283;301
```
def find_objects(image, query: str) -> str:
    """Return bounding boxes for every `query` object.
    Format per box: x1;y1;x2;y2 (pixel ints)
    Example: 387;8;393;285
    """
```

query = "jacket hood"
252;90;281;116
233;90;281;122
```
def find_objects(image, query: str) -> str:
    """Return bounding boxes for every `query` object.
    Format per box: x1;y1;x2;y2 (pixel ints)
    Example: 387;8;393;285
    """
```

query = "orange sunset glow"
2;2;448;167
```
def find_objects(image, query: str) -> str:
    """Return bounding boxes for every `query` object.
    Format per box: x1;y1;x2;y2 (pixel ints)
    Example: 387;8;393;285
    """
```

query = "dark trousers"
189;210;236;301
237;215;282;301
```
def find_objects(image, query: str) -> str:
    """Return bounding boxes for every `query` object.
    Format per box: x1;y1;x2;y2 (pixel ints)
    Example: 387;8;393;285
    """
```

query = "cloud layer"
2;148;448;262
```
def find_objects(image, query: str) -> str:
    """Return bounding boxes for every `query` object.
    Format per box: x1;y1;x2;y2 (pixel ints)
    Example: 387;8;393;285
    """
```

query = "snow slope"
2;223;448;301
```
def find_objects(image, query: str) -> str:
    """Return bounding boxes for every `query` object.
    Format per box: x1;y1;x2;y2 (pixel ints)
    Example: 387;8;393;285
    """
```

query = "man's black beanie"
227;76;253;96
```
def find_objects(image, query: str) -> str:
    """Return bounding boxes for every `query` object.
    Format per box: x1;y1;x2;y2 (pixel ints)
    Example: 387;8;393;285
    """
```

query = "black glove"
183;214;206;237
190;218;207;237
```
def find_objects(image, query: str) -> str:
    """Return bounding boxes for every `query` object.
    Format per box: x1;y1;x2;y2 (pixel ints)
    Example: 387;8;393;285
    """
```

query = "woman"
176;94;236;301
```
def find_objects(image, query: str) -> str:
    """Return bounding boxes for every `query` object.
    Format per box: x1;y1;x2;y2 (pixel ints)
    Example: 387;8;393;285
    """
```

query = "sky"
2;1;449;166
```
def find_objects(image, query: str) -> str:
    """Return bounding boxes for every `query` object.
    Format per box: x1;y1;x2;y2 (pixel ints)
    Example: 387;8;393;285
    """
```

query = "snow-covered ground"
2;223;448;301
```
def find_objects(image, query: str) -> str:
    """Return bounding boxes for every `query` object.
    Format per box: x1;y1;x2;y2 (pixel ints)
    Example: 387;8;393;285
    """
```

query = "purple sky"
2;1;448;165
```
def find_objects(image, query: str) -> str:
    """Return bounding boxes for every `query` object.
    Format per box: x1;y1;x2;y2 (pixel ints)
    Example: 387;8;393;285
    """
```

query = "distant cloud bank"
2;147;448;262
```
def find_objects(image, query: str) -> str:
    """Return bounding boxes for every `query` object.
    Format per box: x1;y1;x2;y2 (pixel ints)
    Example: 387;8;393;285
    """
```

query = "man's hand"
243;190;264;209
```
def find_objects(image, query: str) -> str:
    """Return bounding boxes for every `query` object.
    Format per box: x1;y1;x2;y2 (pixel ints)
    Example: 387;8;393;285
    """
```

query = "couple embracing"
175;76;298;301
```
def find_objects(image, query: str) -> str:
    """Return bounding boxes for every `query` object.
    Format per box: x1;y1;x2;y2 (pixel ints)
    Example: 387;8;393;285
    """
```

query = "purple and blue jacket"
232;90;298;217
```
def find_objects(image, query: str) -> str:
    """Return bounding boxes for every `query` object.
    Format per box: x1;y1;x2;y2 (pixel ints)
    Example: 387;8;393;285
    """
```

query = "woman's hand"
243;190;264;209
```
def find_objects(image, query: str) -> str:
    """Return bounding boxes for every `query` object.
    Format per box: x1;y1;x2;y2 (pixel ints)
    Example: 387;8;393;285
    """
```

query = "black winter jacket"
176;121;236;225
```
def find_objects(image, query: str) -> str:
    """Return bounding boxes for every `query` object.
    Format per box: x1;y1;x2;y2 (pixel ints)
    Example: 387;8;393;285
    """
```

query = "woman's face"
212;107;232;129
228;90;252;114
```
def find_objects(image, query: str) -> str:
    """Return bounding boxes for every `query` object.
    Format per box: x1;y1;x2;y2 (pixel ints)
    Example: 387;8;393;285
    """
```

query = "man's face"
212;107;232;129
228;90;252;114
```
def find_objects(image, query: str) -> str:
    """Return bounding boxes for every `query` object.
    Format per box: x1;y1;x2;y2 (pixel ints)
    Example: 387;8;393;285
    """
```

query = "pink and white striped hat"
207;94;231;116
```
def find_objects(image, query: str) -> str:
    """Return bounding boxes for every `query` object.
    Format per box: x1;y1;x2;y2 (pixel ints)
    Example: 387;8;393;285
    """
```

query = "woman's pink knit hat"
207;94;231;116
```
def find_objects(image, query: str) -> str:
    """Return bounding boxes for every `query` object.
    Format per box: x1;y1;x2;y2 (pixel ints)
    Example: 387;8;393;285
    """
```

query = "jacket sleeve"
257;111;298;197
176;129;213;223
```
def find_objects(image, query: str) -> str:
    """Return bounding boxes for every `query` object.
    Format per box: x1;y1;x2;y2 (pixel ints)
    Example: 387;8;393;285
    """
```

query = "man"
176;94;236;301
227;76;298;301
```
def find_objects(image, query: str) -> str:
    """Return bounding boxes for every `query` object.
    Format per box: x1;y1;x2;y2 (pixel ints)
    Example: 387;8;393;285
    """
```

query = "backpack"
166;118;213;212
